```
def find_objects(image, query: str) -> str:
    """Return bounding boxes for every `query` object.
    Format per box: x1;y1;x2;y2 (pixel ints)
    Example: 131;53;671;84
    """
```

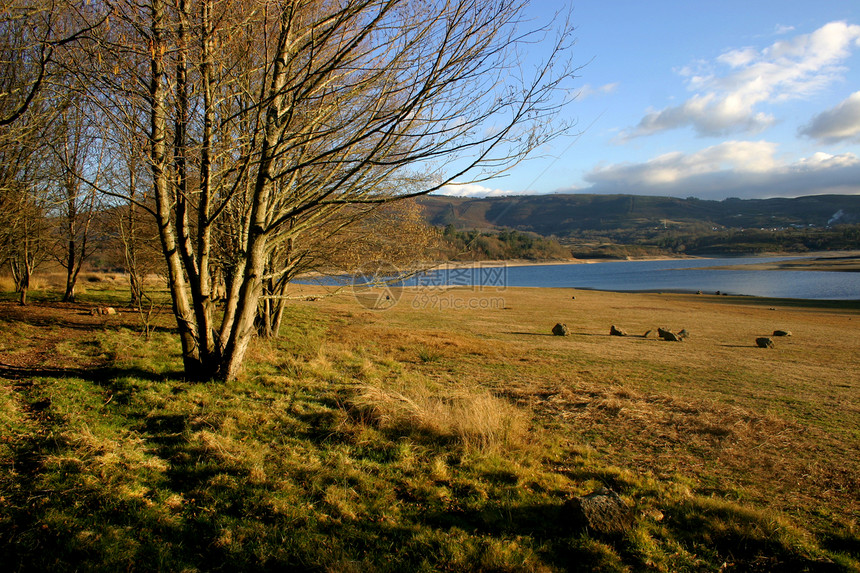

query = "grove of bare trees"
1;0;578;381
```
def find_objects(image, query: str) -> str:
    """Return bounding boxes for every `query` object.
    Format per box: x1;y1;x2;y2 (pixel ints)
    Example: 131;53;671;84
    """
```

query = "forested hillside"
418;193;860;235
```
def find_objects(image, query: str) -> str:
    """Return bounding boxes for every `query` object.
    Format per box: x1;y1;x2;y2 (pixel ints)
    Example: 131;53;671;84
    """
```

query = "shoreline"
432;250;860;272
290;250;860;287
385;284;860;304
432;254;697;269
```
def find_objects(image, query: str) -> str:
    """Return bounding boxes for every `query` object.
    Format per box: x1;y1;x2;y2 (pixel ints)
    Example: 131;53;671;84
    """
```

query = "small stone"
756;337;774;348
772;330;791;337
609;325;627;337
658;328;682;342
565;488;633;536
552;323;569;336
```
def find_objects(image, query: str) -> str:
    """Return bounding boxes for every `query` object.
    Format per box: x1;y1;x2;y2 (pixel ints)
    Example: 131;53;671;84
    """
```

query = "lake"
409;256;860;300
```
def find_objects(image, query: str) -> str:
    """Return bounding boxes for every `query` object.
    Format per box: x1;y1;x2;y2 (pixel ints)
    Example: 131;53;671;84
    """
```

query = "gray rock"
552;323;569;336
756;337;774;348
609;325;627;337
772;330;792;337
658;328;682;342
565;488;633;536
677;329;690;339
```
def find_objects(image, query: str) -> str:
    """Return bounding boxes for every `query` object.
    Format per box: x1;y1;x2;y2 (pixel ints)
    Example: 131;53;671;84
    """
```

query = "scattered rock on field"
609;325;627;337
756;337;774;348
565;488;633;536
90;306;117;316
658;328;682;342
677;329;690;339
772;330;792;337
552;323;569;336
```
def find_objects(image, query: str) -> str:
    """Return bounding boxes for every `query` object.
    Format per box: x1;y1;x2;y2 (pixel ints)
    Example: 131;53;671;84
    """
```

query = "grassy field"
0;278;858;571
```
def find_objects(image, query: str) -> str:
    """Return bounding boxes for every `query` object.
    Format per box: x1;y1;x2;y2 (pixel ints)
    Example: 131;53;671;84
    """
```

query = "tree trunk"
149;0;207;379
63;238;77;302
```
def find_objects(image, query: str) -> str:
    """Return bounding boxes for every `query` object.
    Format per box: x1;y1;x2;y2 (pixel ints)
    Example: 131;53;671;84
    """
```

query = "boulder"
756;337;774;348
609;325;627;337
90;306;117;316
658;328;682;342
772;330;792;337
552;323;569;336
564;488;633;536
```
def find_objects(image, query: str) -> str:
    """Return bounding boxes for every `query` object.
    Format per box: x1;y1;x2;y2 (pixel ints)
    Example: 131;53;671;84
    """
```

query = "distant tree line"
651;225;860;255
556;224;860;258
441;225;570;260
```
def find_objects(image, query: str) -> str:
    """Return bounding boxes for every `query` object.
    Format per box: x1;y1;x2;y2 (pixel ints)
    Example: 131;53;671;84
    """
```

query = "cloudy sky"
440;0;860;200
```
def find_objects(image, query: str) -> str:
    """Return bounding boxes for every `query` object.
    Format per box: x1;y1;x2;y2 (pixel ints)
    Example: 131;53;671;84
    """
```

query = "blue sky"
439;0;860;200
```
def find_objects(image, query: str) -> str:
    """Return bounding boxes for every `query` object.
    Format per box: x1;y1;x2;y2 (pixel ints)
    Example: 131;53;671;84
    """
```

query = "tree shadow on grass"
0;362;185;385
0;386;238;571
0;301;178;335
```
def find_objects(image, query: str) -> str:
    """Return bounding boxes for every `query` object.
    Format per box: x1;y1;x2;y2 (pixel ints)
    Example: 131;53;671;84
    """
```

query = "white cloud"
585;141;860;199
577;83;619;99
437;183;532;197
621;21;860;140
799;90;860;143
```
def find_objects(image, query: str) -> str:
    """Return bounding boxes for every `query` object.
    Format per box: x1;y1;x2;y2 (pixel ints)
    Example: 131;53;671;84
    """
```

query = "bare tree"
0;77;54;305
93;0;577;381
0;1;106;125
46;90;105;302
0;1;107;302
0;135;53;305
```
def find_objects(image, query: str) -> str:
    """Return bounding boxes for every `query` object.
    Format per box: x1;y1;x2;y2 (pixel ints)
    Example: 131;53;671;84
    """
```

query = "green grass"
0;283;857;571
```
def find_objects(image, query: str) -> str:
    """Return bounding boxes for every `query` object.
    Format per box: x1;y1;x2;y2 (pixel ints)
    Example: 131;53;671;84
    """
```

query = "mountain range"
417;194;860;236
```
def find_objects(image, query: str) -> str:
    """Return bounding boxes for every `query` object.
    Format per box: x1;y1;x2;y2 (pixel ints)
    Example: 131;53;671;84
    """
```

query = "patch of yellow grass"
0;275;15;292
350;381;531;452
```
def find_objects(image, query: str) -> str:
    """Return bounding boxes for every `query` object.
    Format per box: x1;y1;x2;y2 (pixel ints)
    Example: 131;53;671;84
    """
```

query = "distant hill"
417;194;860;236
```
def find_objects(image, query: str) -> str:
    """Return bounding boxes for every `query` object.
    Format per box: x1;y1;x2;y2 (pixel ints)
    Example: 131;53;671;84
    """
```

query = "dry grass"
289;284;860;530
1;282;858;570
350;381;531;453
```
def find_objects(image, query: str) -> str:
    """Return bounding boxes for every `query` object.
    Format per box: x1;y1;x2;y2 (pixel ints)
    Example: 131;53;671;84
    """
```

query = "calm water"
412;256;860;300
